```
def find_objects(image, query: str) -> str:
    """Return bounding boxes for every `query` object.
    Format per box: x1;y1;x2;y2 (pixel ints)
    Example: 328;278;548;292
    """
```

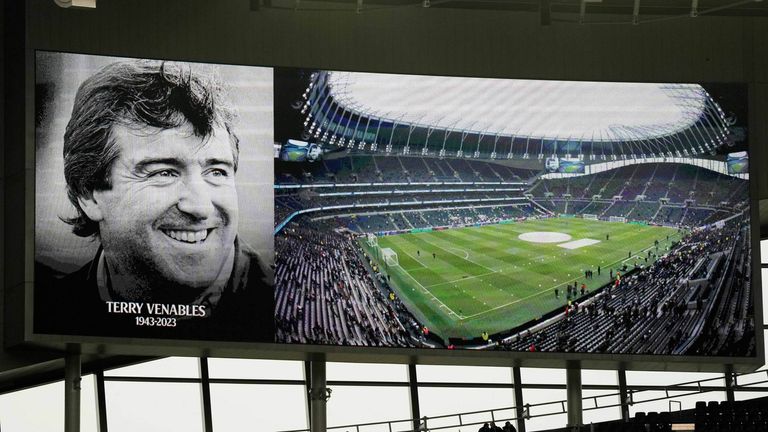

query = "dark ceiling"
430;0;768;16
263;0;768;20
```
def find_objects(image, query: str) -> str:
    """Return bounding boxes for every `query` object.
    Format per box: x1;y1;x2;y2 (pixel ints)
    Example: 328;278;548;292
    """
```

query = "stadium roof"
327;72;708;142
303;72;730;159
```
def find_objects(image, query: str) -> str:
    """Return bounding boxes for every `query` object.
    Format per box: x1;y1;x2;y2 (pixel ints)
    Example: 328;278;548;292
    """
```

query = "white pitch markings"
461;287;552;320
397;245;428;269
419;235;497;273
462;240;664;320
425;270;498;288
621;243;660;266
438;222;651;318
448;247;470;260
391;264;461;320
459;266;595;320
420;234;505;318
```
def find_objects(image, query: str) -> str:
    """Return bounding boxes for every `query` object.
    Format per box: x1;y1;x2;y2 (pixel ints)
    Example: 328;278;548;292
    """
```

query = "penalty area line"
391;264;462;320
425;270;498;289
418;236;496;273
399;247;428;269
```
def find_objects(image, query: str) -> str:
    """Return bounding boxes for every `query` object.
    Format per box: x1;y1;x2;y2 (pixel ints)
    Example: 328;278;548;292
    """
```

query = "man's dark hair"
63;60;239;237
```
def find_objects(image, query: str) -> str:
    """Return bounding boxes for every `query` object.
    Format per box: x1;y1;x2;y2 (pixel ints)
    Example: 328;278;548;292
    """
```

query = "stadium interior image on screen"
273;68;755;357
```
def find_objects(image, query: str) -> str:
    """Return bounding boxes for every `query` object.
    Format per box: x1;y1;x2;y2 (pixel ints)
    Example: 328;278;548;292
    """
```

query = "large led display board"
545;157;586;174
727;151;749;174
28;52;762;369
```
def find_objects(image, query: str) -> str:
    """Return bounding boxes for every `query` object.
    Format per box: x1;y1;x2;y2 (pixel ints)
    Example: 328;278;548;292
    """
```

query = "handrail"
277;369;768;432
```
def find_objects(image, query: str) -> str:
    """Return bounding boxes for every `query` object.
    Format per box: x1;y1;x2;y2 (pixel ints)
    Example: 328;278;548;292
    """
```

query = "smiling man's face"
82;123;239;301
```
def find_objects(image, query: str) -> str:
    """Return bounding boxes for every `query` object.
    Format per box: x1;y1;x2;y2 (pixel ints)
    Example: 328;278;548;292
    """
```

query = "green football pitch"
362;217;680;341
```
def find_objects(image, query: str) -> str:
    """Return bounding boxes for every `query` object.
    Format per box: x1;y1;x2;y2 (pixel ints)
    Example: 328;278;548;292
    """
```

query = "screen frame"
18;48;765;374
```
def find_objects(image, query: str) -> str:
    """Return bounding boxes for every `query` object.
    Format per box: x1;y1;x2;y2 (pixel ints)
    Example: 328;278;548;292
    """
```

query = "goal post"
609;216;627;223
582;214;598;220
381;248;399;267
367;233;378;247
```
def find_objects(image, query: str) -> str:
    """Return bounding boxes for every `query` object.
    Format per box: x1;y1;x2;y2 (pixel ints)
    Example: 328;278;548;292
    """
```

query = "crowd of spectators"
528;199;742;229
274;224;428;346
327;205;536;233
275;154;537;185
530;162;747;207
275;157;747;235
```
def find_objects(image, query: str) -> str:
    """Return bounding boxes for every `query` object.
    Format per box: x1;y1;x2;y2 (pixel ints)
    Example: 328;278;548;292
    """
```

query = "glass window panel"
208;358;304;380
0;378;98;432
760;239;767;264
628;390;674;415
734;390;768;401
582;389;621;426
105;382;203;432
81;374;100;432
521;367;566;385
210;384;307;432
0;382;63;432
522;388;567;432
105;357;200;378
327;386;412;432
418;387;516;432
761;331;768;371
625;371;724;387
327;362;407;382
762;269;767;326
416;365;513;384
736;369;768;387
629;390;725;416
665;390;727;412
582;369;618;386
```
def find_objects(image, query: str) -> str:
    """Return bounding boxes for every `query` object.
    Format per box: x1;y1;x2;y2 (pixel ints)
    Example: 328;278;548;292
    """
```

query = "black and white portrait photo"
34;52;275;342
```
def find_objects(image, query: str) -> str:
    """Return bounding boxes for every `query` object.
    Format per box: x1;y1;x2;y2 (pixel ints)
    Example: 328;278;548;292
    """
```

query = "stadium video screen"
727;151;749;174
546;157;586;174
33;51;759;360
